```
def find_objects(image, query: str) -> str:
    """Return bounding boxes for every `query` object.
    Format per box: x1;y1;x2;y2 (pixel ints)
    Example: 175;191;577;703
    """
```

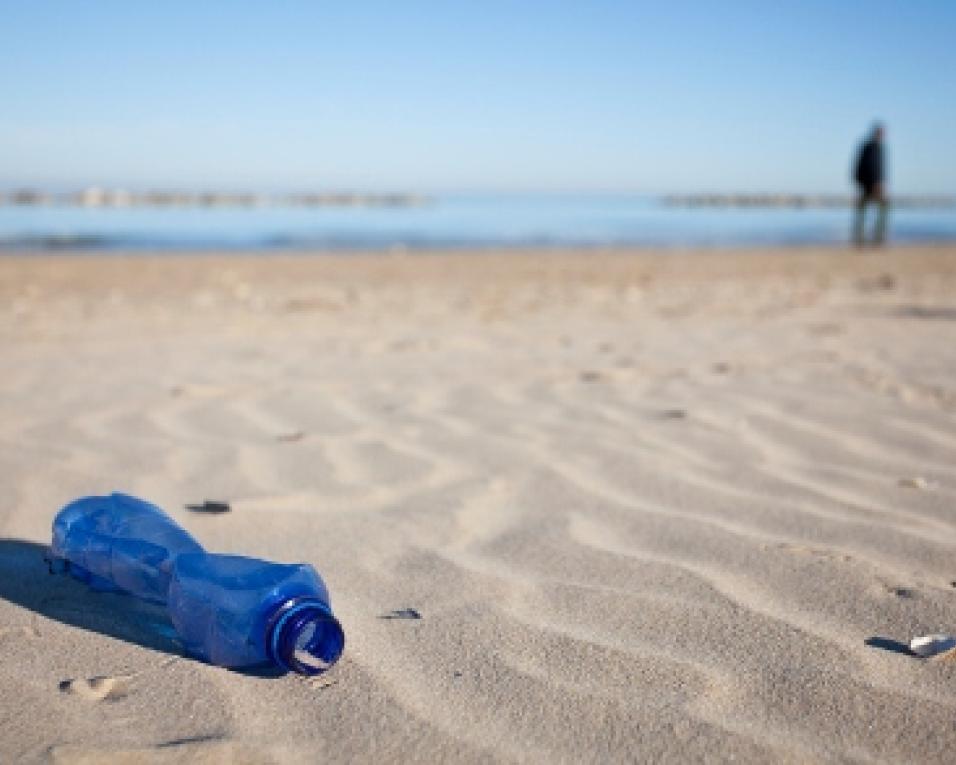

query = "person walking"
852;124;888;246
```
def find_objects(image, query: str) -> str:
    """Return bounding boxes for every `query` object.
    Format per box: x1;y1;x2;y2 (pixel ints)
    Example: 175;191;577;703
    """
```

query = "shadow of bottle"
0;538;284;677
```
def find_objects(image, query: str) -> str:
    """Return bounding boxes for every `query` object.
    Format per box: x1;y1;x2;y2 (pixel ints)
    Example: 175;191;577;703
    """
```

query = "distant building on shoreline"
661;193;956;209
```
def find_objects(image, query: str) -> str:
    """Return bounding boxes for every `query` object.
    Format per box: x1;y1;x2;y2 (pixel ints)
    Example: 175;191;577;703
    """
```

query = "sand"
1;245;956;763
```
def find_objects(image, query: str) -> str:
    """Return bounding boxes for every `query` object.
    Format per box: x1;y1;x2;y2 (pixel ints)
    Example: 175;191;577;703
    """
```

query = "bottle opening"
268;599;344;675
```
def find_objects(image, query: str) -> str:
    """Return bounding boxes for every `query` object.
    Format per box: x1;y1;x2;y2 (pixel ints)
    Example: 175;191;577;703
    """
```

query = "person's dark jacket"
854;139;884;190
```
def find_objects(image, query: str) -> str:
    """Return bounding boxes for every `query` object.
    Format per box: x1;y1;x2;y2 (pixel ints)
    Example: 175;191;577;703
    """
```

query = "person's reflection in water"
852;123;889;247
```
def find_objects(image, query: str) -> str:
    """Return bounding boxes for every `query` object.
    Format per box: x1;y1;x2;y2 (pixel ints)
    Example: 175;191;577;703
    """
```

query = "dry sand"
1;245;956;763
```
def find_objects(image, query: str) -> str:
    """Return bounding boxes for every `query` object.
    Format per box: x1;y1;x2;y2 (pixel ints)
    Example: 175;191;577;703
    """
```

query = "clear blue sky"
1;1;954;193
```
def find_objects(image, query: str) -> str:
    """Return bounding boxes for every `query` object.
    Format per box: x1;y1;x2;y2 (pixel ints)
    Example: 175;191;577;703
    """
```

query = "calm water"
2;194;955;251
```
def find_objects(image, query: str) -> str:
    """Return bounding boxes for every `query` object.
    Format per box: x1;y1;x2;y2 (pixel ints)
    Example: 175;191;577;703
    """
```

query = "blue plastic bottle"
49;493;344;675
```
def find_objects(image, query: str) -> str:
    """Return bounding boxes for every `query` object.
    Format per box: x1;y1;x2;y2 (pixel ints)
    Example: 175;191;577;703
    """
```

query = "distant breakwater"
0;188;429;209
662;193;956;209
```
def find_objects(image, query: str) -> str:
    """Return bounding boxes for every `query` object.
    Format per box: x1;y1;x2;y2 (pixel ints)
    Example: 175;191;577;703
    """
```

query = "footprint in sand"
59;674;133;702
660;408;687;420
857;273;896;292
0;625;40;639
169;383;232;399
806;322;844;337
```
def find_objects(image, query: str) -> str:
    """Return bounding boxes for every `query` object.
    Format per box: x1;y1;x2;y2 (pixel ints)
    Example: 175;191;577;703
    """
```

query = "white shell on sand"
898;476;935;490
910;634;956;658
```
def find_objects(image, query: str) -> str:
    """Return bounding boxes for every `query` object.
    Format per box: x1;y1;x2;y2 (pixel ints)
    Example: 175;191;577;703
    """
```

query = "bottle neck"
265;597;345;675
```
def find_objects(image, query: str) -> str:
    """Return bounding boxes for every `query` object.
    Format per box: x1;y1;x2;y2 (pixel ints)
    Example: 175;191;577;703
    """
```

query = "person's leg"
874;196;888;245
852;193;867;247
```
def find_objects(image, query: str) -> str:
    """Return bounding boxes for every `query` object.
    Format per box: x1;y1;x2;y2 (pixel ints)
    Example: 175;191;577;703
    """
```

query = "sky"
1;1;954;194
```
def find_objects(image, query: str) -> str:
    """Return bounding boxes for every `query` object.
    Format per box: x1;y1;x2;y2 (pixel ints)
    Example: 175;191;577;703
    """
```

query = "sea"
2;193;955;252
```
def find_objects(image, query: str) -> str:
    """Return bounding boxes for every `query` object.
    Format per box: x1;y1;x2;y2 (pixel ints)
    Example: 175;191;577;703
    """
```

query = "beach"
2;244;956;762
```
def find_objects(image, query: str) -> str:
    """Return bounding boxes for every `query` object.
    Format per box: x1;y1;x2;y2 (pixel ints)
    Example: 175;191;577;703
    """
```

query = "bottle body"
50;493;344;674
51;493;204;603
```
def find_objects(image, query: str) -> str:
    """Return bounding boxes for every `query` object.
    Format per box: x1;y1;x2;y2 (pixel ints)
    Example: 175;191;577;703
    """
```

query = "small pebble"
380;608;422;620
887;586;915;599
185;500;231;514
